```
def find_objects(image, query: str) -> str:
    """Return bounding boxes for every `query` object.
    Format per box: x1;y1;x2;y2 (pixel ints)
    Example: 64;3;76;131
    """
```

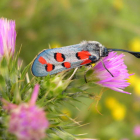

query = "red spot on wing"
76;51;91;60
80;59;92;65
46;63;55;72
38;56;55;72
54;53;65;62
38;56;47;64
62;62;71;68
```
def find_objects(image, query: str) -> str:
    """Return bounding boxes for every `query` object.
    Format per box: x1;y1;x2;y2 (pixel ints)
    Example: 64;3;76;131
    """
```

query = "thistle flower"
92;52;132;94
0;18;16;59
2;84;49;140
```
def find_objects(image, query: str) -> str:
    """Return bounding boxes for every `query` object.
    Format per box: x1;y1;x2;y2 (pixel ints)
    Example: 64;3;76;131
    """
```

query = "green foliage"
0;52;97;140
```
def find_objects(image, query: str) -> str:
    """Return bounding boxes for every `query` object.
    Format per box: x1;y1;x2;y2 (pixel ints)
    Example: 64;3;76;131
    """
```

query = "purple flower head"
0;18;16;59
2;85;49;140
133;125;140;137
92;52;132;94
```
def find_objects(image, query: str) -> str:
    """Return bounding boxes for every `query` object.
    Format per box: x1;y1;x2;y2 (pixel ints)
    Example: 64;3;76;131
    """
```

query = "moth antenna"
100;59;114;77
108;49;140;58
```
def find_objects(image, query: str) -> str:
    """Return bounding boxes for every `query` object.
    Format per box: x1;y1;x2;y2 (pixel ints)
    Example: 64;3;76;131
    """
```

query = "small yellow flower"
105;97;119;110
129;38;140;52
112;104;126;121
92;63;95;67
134;81;140;96
105;97;126;121
113;0;123;11
61;109;71;120
51;43;61;48
127;74;140;96
128;74;139;87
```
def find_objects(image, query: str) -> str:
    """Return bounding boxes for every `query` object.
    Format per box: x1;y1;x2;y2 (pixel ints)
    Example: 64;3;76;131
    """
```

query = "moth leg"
100;59;114;77
90;56;114;77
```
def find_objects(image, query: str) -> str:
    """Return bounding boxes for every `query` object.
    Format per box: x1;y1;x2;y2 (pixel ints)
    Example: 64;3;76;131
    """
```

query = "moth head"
90;41;109;57
81;41;109;57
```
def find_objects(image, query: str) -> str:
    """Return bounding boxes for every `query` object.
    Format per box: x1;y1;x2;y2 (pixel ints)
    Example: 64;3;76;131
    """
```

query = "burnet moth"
31;41;140;77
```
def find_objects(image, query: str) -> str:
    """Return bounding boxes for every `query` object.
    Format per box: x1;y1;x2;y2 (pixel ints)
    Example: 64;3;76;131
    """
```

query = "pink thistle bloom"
0;18;16;59
133;125;140;137
92;52;132;94
2;85;49;140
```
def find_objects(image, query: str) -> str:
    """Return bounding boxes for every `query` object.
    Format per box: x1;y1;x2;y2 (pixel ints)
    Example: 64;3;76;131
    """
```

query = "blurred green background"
1;0;140;140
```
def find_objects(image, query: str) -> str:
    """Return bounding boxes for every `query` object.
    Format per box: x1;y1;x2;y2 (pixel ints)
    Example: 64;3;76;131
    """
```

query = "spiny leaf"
0;57;7;68
0;75;5;86
20;63;31;80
